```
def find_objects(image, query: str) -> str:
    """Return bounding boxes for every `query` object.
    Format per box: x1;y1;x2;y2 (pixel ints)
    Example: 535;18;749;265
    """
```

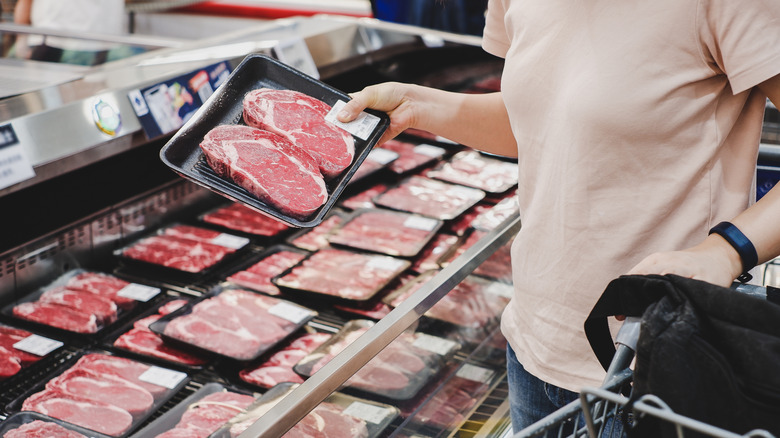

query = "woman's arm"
338;82;518;157
14;0;32;25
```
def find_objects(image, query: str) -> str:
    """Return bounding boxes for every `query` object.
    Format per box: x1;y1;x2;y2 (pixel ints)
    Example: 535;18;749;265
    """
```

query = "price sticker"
456;364;495;383
366;256;407;272
210;233;250;249
485;282;514;298
139;366;187;389
403;216;439;231
118;283;161;302
413;144;446;158
325;100;381;141
367;148;398;165
269;302;314;324
412;334;458;356
343;401;391;424
13;334;63;357
0;124;35;191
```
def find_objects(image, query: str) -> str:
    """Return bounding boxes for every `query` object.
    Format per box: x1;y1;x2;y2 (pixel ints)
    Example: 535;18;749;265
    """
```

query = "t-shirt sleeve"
698;0;780;94
482;0;511;58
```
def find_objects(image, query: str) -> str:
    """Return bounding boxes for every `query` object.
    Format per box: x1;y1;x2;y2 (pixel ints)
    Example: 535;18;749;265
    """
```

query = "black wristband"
709;221;758;283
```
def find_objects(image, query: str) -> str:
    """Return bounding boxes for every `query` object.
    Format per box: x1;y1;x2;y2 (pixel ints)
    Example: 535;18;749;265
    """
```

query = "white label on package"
269;302;314;324
325;100;380;141
118;283;161;302
456;364;495;383
139;366;187;389
413;144;446;157
366;256;407;272
367;148;398;165
0;124;35;190
412;334;458;356
403;216;438;231
485;282;514;299
210;233;249;249
343;402;391;424
13;334;63;357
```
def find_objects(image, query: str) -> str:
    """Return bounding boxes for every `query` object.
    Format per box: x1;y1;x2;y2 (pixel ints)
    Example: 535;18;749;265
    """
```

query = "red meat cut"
374;176;485;221
200;124;328;218
74;353;167;397
289;214;344;251
4;420;87;438
327;209;440;257
22;388;134;437
202;202;290;236
227;250;307;296
0;347;22;379
242;88;355;179
114;322;207;366
239;332;331;388
66;271;135;309
227;401;369;438
46;368;154;417
12;301;98;334
40;287;118;324
121;234;235;273
157;391;256;438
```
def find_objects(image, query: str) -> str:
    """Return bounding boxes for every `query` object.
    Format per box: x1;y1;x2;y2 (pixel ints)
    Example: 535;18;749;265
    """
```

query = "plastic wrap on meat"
74;353;167;398
374;176;485;221
39;287;118;325
46;367;154;417
12;302;98;334
243;88;355;179
65;272;135;309
340;184;388;211
22;389;134;437
156;391;256;438
410;234;459;272
426;150;518;193
275;249;409;301
120;234;236;273
328;210;441;257
470;195;519;232
378;140;444;174
239;332;331;389
227;250;307;296
4;420;88;438
201;203;290;237
228;401;369;438
289;214;343;251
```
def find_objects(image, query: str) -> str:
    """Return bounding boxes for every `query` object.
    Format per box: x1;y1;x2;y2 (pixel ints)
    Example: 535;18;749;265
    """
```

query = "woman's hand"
337;82;422;145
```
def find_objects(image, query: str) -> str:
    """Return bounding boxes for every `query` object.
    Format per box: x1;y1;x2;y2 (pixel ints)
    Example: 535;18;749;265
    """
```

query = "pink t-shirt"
483;0;780;390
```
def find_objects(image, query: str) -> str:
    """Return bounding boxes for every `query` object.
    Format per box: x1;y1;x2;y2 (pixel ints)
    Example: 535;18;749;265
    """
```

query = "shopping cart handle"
614;316;641;351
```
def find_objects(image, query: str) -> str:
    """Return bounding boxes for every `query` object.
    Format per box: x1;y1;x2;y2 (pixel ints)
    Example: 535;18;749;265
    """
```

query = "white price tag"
485;282;514;299
366;256;407;272
413;144;446;158
412;334;458;356
13;334;63;357
403;216;439;231
210;233;250;249
118;283;161;302
269;302;314;324
456;364;495;383
273;37;320;79
343;401;391;424
139;366;187;389
367;148;398;165
0;124;35;191
449;185;482;199
325;100;381;141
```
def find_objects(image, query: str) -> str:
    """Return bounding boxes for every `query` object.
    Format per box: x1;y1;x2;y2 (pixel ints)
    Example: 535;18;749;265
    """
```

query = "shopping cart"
513;283;778;438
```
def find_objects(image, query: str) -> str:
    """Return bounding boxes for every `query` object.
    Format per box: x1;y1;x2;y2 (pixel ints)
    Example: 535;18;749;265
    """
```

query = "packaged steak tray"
373;176;486;221
160;54;390;228
0;323;65;382
213;382;399;438
327;208;443;258
130;382;258;438
198;201;292;240
0;411;113;438
339;182;389;211
294;320;459;402
6;350;190;437
224;245;310;296
425;150;518;194
469;195;519;232
149;286;317;362
114;223;250;281
272;248;411;304
1;269;161;339
409;233;460;273
286;209;346;251
378;139;446;174
347;147;399;186
105;296;210;370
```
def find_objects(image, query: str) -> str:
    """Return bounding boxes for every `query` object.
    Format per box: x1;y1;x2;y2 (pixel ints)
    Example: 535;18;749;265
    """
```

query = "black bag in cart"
585;274;780;438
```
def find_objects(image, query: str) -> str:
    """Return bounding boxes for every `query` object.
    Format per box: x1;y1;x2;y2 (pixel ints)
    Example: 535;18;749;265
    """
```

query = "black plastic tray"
0;411;112;438
159;54;390;228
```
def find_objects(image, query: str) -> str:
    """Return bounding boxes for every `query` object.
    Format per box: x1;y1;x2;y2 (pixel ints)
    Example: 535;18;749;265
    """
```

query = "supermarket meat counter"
0;15;518;438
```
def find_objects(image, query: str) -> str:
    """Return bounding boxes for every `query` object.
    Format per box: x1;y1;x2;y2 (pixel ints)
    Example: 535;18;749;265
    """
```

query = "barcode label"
13;335;63;357
210;233;250;249
343;401;392;424
403;216;439;231
456;364;495;383
118;283;161;302
269;302;314;323
367;148;398;165
414;144;446;157
366;256;407;272
139;366;187;389
325;100;381;141
412;334;458;356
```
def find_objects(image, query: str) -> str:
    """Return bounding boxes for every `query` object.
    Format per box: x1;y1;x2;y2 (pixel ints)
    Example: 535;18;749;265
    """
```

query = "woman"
338;0;780;432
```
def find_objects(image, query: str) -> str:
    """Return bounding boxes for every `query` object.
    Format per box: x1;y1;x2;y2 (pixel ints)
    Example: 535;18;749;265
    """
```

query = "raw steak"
242;88;355;179
426;150;518;193
74;353;167;398
12;301;98;334
289;214;343;251
275;248;409;300
0;347;22;379
157;391;255;438
410;234;459;272
327;209;440;257
40;287;118;324
240;332;331;388
66;272;135;309
227;401;369;438
340;183;387;210
202;202;290;236
200;124;327;218
4;420;87;438
470;193;519;231
227;250;307;295
157;299;189;316
121;234;235;273
114;320;207;366
374;176;485;220
22;388;134;436
379;139;444;174
46;368;154;417
0;326;42;368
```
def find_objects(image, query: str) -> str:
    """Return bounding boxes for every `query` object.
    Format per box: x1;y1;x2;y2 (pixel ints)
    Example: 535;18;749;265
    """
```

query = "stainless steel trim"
0;23;185;49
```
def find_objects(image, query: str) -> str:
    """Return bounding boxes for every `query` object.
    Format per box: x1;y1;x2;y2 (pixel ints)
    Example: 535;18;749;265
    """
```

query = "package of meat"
0;323;64;381
199;202;291;240
130;382;258;438
469;195;519;232
225;245;310;296
347;147;399;186
160;54;390;228
0;412;113;438
149;287;317;362
106;296;210;370
287;210;346;251
8;351;189;437
114;224;250;280
425;150;518;193
373;176;486;221
409;233;460;273
441;230;515;284
327;209;443;258
294;320;459;402
237;331;332;389
2;269;160;338
339;183;389;211
273;248;411;303
213;382;399;438
378;139;446;174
